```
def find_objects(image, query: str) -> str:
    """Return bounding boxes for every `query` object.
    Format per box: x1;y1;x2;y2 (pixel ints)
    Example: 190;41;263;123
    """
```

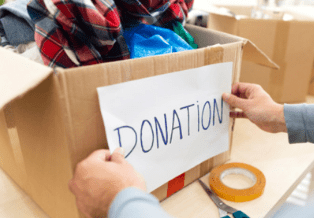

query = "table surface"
2;101;314;218
161;103;314;218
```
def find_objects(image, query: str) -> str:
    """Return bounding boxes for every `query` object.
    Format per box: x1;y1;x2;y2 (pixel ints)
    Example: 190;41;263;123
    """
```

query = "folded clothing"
186;9;209;28
20;43;44;65
0;0;35;46
27;0;193;68
3;41;44;64
3;41;36;53
123;24;193;59
27;0;129;68
171;22;198;49
116;0;194;28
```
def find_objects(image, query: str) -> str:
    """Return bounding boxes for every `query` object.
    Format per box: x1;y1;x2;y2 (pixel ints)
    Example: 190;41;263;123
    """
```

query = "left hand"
68;148;146;218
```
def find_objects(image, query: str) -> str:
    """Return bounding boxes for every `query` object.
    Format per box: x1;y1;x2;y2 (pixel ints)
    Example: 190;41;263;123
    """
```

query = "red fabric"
27;0;194;68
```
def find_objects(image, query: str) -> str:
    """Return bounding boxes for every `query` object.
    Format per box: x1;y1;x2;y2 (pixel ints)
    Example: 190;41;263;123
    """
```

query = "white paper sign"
97;62;232;192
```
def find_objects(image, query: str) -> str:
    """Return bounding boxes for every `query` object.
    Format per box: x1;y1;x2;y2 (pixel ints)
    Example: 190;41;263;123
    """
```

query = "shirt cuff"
284;104;307;144
108;187;160;217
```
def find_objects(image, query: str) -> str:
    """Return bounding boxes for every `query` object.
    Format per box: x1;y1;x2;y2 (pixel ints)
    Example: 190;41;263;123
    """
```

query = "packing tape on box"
209;162;266;202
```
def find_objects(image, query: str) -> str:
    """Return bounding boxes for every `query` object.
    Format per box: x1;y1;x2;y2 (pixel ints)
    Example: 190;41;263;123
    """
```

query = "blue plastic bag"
123;24;193;59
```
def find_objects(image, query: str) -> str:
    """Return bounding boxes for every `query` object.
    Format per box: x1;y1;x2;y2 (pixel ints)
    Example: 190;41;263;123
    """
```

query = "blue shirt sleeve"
108;187;174;218
284;103;314;144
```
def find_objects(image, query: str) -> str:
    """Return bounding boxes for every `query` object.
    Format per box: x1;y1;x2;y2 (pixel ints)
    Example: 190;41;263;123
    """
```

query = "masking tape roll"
209;162;266;202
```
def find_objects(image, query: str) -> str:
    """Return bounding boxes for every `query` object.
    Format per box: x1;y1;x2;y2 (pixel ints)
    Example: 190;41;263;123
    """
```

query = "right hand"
222;82;287;133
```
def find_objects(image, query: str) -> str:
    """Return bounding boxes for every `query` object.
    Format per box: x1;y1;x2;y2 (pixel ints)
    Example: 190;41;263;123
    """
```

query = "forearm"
284;104;314;144
109;187;174;218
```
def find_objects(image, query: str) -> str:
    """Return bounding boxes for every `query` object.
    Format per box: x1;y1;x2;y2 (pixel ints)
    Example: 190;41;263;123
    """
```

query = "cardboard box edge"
0;47;53;111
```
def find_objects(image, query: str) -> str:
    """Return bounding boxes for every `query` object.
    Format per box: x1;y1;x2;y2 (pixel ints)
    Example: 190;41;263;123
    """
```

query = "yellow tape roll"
209;162;266;202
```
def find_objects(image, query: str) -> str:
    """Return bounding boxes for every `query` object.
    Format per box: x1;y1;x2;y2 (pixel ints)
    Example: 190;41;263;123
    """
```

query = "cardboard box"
208;5;314;103
288;6;314;96
308;67;314;95
0;25;276;218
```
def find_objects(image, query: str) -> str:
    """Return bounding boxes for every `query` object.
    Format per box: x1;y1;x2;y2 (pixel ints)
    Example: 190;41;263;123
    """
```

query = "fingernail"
223;93;230;100
117;147;124;155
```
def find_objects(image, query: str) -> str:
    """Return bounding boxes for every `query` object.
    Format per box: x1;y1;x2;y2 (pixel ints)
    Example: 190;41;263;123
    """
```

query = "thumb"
222;93;246;109
110;147;125;164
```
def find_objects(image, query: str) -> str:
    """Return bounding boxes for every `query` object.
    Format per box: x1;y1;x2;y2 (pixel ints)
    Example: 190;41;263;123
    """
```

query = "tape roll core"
209;162;266;202
220;167;257;189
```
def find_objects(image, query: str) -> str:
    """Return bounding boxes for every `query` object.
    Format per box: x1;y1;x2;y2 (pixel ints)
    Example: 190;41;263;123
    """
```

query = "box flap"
242;39;279;69
206;7;278;69
0;47;52;110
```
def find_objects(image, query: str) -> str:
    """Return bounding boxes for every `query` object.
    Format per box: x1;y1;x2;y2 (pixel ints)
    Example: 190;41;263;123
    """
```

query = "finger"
87;149;111;162
68;179;79;194
68;179;75;193
110;147;125;164
222;93;246;109
231;82;245;95
231;82;256;99
230;111;248;119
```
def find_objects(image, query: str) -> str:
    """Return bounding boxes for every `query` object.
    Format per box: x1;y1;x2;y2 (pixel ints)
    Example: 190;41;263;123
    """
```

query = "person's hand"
222;82;287;133
68;148;146;218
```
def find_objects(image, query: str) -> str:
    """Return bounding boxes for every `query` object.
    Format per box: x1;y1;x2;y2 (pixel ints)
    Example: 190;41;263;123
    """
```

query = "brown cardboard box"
0;25;276;218
208;5;314;103
309;66;314;95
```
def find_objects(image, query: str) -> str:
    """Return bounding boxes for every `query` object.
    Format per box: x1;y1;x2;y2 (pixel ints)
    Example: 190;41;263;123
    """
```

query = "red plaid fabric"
27;0;193;68
116;0;194;28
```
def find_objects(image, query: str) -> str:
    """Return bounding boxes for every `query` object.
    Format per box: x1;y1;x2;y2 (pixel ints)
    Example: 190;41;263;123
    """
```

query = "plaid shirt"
27;0;193;68
116;0;194;28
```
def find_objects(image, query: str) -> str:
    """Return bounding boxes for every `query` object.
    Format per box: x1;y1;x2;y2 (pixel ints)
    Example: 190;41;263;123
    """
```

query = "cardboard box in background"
0;25;277;218
308;66;314;95
208;5;314;103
